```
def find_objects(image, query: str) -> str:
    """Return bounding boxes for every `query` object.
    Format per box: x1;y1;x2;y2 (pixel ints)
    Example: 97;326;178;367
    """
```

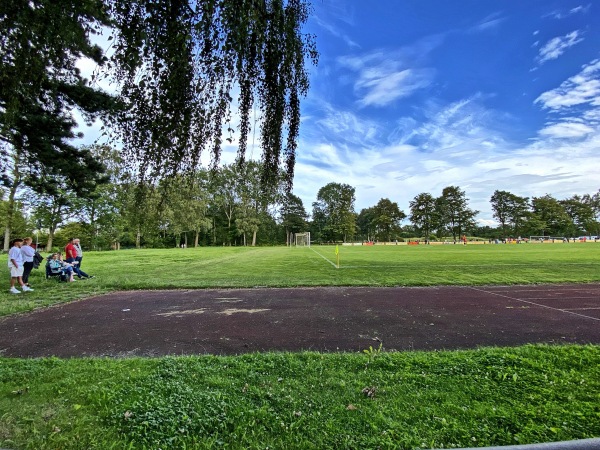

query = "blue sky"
76;1;600;225
290;0;600;224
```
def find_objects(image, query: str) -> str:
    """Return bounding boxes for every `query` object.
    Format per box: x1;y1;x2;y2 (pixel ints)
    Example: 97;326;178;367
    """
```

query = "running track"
0;284;599;357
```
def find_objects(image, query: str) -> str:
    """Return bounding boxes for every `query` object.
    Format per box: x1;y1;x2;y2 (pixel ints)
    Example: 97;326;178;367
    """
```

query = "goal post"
295;232;311;247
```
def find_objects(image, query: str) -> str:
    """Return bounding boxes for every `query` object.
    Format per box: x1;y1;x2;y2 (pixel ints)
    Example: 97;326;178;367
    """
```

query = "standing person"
64;238;94;279
73;238;83;268
20;237;36;287
64;237;78;263
8;238;34;294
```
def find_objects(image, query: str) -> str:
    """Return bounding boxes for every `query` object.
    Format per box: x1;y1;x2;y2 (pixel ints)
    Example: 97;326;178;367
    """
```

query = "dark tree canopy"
0;0;115;195
1;0;317;197
107;0;318;190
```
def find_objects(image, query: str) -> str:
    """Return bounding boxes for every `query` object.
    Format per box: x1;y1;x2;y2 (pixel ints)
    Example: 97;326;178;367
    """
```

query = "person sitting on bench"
48;253;76;282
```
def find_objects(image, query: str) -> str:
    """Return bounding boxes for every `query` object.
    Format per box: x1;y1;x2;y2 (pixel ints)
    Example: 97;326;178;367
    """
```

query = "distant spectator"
20;237;36;287
48;253;75;282
64;238;94;279
8;238;33;294
64;237;77;262
73;238;84;268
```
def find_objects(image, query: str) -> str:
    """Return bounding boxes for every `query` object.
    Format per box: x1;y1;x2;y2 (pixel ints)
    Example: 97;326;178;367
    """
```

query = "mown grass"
1;243;599;317
1;244;599;449
1;345;599;449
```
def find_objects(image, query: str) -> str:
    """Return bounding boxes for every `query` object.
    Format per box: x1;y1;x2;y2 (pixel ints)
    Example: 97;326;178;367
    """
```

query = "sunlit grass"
1;243;599;316
1;345;599;449
1;244;599;448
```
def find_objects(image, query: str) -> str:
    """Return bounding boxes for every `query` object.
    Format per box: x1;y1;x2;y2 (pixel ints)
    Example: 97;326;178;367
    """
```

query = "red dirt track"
1;284;599;357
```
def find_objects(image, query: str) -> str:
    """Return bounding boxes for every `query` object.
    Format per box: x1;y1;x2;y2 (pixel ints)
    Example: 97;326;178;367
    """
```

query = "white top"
74;243;83;257
8;246;24;267
21;245;36;263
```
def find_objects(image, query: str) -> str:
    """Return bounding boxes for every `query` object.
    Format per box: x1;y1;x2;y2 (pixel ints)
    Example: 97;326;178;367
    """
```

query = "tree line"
315;184;600;243
1;0;317;249
2;146;599;250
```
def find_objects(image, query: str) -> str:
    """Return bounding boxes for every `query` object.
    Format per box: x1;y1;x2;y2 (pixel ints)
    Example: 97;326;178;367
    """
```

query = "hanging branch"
108;0;318;191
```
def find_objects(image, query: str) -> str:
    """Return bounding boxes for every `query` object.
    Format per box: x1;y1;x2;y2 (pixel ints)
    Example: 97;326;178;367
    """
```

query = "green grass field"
1;244;599;449
1;243;599;316
1;345;599;449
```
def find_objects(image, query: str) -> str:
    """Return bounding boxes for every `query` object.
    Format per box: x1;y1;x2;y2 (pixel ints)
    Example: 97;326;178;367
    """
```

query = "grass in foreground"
1;345;599;449
1;243;599;317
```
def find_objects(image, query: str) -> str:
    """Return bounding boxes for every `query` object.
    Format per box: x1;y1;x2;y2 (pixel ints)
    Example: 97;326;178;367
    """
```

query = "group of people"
8;237;94;294
47;238;95;282
7;237;37;294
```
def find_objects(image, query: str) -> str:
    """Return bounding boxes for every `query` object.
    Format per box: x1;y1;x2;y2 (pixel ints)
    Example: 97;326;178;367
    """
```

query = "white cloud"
355;68;434;107
545;4;591;19
536;30;584;64
296;81;600;225
538;122;594;138
569;5;589;14
312;103;381;146
400;95;506;154
312;15;360;49
535;59;600;109
468;12;505;33
583;108;600;123
338;36;443;108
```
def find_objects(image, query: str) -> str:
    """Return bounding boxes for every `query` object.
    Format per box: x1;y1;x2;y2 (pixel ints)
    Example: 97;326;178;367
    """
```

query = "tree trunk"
89;202;97;249
195;230;199;247
2;184;15;250
136;226;141;249
212;217;216;245
3;148;22;251
45;229;54;252
252;230;257;247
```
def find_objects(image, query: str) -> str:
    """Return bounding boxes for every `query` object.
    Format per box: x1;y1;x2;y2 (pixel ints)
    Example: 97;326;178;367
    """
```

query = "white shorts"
9;265;24;278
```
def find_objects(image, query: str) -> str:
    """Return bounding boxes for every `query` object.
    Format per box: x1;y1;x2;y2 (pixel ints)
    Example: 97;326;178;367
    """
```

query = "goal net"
295;232;311;247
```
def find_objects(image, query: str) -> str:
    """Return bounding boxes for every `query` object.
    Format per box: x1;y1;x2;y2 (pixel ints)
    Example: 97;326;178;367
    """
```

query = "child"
8;239;34;294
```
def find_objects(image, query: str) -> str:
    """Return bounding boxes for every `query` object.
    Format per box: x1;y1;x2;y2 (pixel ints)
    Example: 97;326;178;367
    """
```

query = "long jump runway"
1;284;599;357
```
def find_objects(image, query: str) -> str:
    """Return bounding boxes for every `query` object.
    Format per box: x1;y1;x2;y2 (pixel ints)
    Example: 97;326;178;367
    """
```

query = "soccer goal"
295;232;311;247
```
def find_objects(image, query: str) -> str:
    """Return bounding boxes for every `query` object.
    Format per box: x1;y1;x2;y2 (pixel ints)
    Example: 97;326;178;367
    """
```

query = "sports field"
1;243;599;449
1;243;599;316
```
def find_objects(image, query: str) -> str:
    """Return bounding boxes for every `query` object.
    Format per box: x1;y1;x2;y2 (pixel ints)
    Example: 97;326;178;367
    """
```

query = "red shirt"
65;243;77;259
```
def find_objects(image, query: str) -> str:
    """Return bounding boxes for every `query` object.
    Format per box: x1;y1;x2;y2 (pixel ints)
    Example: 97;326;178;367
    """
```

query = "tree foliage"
530;195;574;237
490;190;530;238
312;183;356;242
281;193;308;244
356;207;376;241
370;198;405;241
108;0;318;189
0;0;115;193
409;192;437;239
437;186;478;239
1;0;317;250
